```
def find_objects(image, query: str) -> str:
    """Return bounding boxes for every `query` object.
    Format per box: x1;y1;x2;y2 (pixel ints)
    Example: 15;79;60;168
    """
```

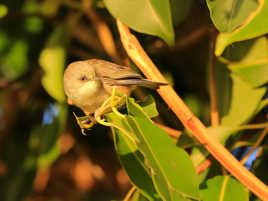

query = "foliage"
0;0;267;201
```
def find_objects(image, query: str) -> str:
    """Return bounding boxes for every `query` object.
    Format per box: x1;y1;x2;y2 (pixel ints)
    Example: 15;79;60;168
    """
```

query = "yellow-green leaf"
104;0;174;45
215;0;268;55
39;25;68;103
200;176;249;201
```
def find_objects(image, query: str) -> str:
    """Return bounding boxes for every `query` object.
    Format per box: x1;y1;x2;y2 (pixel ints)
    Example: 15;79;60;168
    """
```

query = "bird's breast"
78;80;101;97
74;80;109;114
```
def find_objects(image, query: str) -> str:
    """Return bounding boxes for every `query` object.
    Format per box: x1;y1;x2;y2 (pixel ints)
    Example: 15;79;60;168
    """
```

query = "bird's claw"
73;87;127;135
73;113;96;135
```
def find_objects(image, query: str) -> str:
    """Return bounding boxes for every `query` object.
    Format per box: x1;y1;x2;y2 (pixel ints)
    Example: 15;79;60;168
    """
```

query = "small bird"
63;59;166;116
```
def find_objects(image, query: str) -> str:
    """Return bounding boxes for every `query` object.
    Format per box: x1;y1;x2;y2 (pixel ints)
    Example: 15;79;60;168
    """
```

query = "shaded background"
1;0;265;201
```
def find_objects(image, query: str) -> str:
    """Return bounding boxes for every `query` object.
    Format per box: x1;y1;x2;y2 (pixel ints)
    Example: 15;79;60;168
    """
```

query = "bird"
63;59;167;116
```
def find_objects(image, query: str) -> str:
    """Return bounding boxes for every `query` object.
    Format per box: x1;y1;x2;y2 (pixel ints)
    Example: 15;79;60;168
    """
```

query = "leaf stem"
116;20;268;200
240;126;268;165
123;186;136;201
82;0;122;64
239;122;268;130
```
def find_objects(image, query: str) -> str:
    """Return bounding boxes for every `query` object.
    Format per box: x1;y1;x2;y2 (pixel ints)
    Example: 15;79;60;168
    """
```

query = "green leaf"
104;0;174;45
0;39;29;80
206;0;258;33
221;74;265;126
125;98;199;201
225;37;268;87
107;98;200;201
230;62;268;87
200;176;249;201
139;95;159;118
183;94;202;118
126;116;198;201
257;99;268;113
40;0;61;17
215;0;268;56
0;4;8;18
107;113;161;201
39;24;69;103
170;0;193;26
24;16;43;33
214;60;232;121
177;133;197;149
214;58;266;125
132;191;150;201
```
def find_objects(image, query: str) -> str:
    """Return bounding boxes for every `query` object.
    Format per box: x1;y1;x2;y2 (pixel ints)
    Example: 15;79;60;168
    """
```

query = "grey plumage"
63;59;167;115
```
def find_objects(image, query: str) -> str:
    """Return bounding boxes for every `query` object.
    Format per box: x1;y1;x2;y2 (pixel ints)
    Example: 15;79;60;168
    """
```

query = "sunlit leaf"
200;176;249;201
0;4;8;18
39;24;69;103
126;116;198;201
104;0;175;45
214;58;266;125
221;74;265;126
107;113;161;201
107;98;200;201
222;37;268;87
231;63;268;87
206;0;258;32
126;98;199;201
215;0;268;55
257;98;268;113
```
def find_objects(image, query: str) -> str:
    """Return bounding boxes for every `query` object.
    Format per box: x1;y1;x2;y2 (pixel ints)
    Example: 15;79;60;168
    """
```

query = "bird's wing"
87;59;142;80
86;59;167;90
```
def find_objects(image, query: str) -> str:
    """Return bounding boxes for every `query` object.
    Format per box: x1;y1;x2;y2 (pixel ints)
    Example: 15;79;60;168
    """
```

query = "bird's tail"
112;78;168;90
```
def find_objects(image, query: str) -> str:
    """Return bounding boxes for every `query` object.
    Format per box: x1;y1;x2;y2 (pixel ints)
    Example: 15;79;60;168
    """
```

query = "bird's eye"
80;76;87;81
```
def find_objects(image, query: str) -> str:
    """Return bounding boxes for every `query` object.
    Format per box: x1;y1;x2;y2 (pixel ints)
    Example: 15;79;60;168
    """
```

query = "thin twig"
148;26;210;55
196;159;212;174
208;29;219;127
240;126;268;165
71;23;105;54
123;186;136;201
82;0;122;64
116;20;268;201
239;122;268;131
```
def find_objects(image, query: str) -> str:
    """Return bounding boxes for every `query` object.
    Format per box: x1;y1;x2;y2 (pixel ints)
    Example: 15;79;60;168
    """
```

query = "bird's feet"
72;113;96;135
74;86;126;135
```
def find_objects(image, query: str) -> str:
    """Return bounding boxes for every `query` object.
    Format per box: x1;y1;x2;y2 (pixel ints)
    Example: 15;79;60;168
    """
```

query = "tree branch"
116;20;268;200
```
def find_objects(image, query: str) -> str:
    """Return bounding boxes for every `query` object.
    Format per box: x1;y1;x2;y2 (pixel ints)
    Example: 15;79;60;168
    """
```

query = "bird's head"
63;61;102;106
